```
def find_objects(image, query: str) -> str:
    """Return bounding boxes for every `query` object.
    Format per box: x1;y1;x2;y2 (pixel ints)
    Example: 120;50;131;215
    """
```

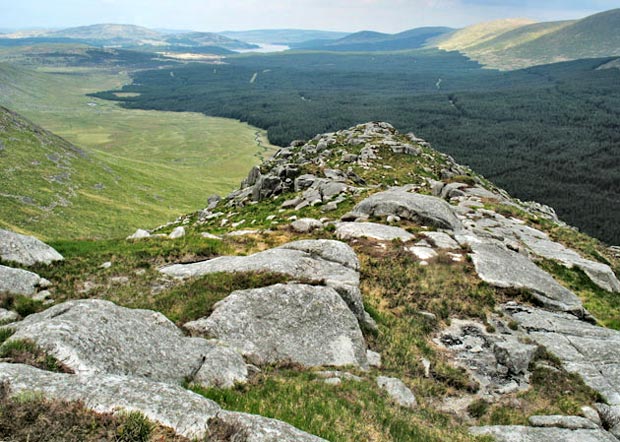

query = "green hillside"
435;9;620;70
0;62;275;240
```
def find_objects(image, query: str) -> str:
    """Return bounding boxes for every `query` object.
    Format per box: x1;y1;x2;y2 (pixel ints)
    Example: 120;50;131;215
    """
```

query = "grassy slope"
0;62;275;240
435;9;620;70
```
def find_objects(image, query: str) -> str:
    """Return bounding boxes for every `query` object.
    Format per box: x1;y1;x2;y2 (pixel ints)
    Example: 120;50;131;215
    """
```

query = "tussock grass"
0;339;73;373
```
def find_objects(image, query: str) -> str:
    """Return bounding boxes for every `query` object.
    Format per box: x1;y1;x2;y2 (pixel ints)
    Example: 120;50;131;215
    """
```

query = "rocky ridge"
2;122;620;441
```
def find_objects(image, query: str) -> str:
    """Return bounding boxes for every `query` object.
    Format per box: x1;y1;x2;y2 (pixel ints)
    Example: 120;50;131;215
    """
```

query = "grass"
0;61;275;240
191;368;482;442
0;339;72;373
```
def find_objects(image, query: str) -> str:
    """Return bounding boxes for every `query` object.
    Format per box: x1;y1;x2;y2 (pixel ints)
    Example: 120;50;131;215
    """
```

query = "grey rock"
0;229;63;266
184;284;368;368
470;242;584;316
506;304;620;405
161;241;369;327
212;411;327;442
291;218;323;233
168;226;186;239
0;363;221;439
294;174;317;192
277;239;360;271
594;403;620;429
0;264;43;296
440;182;468;200
201;232;222;240
252;175;282;201
242;165;262;188
421;231;460;250
5;299;248;387
341;153;358;163
493;340;538;375
335;222;414;242
376;376;417;409
281;197;302;209
324;169;348;182
470;425;617;441
351;190;462;231
528;415;599;430
367;350;382;368
0;308;18;324
318;180;347;200
127;228;151;240
582;406;603;426
316;370;363;382
519;233;620;293
407;246;438;261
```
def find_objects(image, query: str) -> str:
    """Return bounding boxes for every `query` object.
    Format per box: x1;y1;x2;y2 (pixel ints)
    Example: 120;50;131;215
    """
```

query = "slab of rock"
168;226;186;239
470;425;617;441
420;231;460;250
127;229;151;240
376;376;417;409
211;411;328;442
4;299;248;388
505;303;620;406
0;363;220;439
291;218;323;233
0;229;63;266
529;415;599;430
160;241;369;327
436;319;533;396
335;222;414;242
0;308;18;324
351;190;462;231
0;264;44;296
277;239;360;271
407;246;438;261
519;233;620;293
184;284;368;368
470;242;585;316
0;363;325;441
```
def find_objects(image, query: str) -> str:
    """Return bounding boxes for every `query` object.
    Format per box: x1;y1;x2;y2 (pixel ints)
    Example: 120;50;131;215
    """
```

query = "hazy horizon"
0;1;618;34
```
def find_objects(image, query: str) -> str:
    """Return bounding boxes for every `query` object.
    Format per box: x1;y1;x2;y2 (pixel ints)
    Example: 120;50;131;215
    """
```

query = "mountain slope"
0;62;275;240
435;18;535;50
294;27;454;51
435;9;620;69
49;24;161;41
2;122;619;442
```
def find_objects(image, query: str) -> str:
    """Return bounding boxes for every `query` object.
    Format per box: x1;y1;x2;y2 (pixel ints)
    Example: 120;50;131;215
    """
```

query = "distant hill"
1;23;257;53
220;29;349;44
293;27;454;51
434;18;536;50
434;9;620;69
49;24;161;42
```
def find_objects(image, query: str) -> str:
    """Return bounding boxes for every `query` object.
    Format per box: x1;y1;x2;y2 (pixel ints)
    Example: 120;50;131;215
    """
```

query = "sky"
0;0;617;33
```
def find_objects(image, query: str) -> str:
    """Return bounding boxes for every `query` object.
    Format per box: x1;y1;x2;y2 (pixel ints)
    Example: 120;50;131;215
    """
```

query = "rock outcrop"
3;299;248;388
0;264;45;296
185;284;368;368
161;240;373;330
470;425;617;442
350;189;463;231
0;363;326;441
0;229;63;266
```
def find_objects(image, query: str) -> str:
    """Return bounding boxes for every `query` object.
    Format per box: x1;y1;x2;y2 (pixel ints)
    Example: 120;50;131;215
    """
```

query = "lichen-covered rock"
291;218;323;233
184;284;368;368
161;240;370;328
0;264;44;296
470;242;585;316
506;303;620;406
420;231;460;250
0;363;324;440
127;228;150;240
351;189;463;231
0;308;19;324
528;415;600;430
0;229;63;266
277;239;360;271
335;222;414;242
376;376;417;409
4;299;247;387
470;425;617;441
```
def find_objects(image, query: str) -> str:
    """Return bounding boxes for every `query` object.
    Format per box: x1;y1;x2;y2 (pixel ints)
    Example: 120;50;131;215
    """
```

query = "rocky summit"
1;121;620;441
